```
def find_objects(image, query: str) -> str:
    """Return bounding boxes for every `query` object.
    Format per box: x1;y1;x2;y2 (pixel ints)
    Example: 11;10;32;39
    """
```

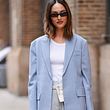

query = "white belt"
52;82;64;102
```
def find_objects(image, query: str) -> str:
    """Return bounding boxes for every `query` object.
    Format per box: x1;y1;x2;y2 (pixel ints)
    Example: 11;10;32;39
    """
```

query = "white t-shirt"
50;39;65;83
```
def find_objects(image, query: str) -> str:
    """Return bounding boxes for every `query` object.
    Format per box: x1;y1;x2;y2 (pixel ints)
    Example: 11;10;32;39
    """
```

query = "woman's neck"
53;29;65;43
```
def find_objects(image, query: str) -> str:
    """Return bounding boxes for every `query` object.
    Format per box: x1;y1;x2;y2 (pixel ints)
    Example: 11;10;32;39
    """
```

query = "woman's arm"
28;42;37;110
81;40;94;110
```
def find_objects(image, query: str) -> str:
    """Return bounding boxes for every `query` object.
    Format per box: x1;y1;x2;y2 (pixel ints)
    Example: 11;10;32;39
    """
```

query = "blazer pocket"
77;88;86;97
73;50;81;56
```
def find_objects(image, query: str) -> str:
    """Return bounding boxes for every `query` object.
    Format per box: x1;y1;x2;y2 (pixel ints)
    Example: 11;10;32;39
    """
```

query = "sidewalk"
0;89;28;110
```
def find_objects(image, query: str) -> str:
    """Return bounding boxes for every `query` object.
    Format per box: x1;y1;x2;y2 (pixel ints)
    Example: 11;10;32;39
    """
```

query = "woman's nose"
57;15;61;19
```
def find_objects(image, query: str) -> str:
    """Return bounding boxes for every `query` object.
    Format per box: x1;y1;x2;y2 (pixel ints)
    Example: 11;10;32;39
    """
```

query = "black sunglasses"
50;11;68;17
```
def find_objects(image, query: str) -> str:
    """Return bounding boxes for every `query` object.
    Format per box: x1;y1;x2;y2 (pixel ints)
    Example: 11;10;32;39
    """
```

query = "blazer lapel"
40;35;77;78
41;36;52;79
63;35;77;75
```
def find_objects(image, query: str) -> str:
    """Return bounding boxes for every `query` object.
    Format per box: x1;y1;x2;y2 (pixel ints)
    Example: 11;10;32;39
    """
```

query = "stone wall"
89;44;100;110
100;45;110;110
7;47;29;96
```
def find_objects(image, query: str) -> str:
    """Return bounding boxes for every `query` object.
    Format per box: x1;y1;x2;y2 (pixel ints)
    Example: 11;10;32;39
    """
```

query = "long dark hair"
44;0;73;40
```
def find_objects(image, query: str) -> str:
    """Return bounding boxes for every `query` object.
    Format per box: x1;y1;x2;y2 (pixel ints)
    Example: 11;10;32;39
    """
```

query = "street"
0;89;28;110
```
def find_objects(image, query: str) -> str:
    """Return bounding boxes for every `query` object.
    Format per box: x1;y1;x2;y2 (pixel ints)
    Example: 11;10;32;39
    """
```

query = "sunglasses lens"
50;13;58;17
50;11;68;17
60;12;68;17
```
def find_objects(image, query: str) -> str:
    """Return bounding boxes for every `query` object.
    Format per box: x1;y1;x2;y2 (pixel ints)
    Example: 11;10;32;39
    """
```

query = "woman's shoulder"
30;34;49;45
73;33;88;48
74;33;87;43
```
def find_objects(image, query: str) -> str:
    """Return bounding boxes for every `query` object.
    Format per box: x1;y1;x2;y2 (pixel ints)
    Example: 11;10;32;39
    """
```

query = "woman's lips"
57;21;63;24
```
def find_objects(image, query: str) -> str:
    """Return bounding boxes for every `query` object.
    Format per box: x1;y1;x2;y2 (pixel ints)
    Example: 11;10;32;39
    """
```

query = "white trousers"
52;89;64;110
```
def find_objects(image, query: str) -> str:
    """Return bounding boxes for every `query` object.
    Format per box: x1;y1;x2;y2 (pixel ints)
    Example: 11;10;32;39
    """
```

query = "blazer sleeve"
81;40;94;110
28;42;37;110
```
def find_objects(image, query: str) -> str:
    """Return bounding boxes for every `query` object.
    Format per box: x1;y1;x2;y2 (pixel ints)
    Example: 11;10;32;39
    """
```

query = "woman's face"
50;3;67;30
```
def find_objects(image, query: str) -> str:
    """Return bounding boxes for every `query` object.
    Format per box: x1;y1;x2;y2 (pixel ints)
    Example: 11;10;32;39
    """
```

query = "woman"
28;0;94;110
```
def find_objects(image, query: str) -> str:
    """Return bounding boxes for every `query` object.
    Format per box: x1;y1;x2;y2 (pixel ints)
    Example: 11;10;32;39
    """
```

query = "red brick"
22;0;43;46
75;0;106;43
0;0;9;48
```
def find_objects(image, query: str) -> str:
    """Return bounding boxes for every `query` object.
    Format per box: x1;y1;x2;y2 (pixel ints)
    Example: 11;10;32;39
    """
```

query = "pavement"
0;89;28;110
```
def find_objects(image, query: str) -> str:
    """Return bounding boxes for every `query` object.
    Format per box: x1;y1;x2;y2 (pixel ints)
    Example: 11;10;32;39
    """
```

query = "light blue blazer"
28;34;94;110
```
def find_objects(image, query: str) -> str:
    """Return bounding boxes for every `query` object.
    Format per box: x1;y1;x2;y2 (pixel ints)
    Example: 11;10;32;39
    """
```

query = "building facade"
0;0;110;110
